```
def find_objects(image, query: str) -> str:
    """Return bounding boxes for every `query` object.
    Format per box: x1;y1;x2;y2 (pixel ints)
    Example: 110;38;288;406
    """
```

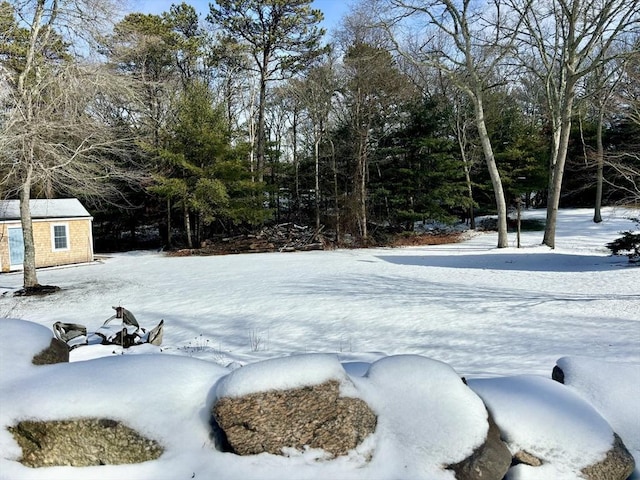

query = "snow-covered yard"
0;207;638;479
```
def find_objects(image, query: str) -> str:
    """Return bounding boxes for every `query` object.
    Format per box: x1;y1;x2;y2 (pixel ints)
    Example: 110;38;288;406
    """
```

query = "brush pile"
174;223;327;256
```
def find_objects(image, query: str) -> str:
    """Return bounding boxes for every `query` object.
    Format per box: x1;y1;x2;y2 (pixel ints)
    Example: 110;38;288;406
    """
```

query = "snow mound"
556;356;640;468
215;353;353;398
0;318;57;374
356;355;489;479
469;375;615;479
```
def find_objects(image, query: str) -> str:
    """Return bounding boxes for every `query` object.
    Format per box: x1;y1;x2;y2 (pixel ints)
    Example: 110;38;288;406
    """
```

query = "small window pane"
53;225;68;250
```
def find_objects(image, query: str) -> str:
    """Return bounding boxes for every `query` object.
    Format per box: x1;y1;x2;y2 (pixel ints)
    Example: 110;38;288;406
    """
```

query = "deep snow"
0;207;638;480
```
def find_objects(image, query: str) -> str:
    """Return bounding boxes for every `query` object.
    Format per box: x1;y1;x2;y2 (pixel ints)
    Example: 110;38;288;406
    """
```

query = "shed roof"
0;199;92;221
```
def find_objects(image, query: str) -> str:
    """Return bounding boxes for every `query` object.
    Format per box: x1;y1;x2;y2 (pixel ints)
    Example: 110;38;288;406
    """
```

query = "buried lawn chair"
53;322;88;350
52;307;164;350
96;307;164;348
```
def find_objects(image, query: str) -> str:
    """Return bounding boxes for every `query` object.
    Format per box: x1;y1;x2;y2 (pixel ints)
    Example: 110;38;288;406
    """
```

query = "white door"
8;227;24;270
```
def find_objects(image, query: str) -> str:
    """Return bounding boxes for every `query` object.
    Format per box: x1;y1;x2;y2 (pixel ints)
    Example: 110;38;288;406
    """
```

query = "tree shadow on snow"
376;252;629;273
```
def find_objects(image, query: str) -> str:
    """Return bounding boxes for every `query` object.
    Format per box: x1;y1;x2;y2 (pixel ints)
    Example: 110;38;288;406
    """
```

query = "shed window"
52;224;69;250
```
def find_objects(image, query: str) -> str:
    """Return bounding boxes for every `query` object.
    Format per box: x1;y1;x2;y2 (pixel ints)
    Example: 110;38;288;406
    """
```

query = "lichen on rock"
213;379;377;457
8;418;163;467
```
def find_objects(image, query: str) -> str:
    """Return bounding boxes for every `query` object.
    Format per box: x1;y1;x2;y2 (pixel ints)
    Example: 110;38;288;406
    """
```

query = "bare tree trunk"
383;0;515;248
593;110;604;223
256;70;267;183
314;138;321;230
543;94;575;248
19;164;39;288
455;111;476;229
360;167;367;242
462;156;476;230
474;93;508;247
356;135;369;243
184;202;193;249
15;1;48;290
196;214;202;246
246;80;258;183
166;198;173;249
292;108;300;222
17;1;52;93
330;139;340;244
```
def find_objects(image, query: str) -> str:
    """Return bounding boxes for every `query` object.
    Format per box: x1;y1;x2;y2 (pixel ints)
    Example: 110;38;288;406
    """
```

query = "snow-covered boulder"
448;412;512;480
212;354;377;457
469;375;635;480
32;337;69;365
553;356;640;479
1;319;62;368
213;353;512;479
582;434;636;480
355;355;511;480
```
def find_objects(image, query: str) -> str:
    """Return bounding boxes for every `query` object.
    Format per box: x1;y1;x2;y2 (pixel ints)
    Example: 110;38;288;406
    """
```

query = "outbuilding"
0;199;94;273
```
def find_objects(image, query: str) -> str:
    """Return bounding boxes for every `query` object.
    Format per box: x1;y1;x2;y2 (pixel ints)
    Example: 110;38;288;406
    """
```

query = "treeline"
1;0;639;256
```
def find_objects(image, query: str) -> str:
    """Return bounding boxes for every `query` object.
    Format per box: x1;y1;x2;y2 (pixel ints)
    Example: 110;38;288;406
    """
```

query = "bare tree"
620;42;640;128
582;48;626;223
602;42;640;205
602;153;640;204
289;61;336;229
381;0;522;248
452;91;481;230
508;0;640;247
0;0;139;291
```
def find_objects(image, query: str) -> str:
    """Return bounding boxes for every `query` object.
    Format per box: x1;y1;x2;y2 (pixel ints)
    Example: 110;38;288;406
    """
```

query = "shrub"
606;218;640;262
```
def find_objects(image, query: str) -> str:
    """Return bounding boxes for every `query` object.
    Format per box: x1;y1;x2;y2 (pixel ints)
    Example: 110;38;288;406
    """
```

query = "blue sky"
128;0;351;32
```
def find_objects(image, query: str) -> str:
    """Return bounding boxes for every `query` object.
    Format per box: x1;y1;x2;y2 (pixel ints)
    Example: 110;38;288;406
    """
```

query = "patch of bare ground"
13;285;61;297
390;232;466;247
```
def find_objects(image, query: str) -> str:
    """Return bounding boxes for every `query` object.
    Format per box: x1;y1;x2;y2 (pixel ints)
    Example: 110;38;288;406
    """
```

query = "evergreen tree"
483;90;548;211
371;97;470;230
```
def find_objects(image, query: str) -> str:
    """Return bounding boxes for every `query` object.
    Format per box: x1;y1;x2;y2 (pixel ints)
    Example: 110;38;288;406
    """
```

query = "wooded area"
1;0;639;288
